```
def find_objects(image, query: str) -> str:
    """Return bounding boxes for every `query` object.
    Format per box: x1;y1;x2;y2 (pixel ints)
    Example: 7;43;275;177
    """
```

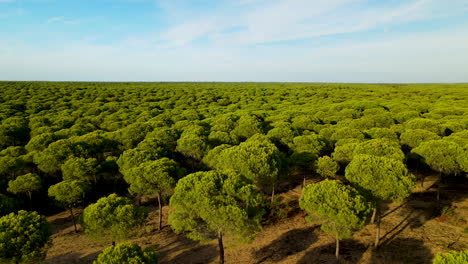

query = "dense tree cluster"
0;81;467;263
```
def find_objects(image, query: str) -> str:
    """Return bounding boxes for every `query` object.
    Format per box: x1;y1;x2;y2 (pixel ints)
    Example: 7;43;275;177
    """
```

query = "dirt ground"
44;174;467;264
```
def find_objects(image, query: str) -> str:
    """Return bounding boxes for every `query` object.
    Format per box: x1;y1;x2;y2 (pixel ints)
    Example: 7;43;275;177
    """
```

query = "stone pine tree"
94;243;158;264
412;139;464;209
300;180;371;259
81;194;148;245
345;154;415;247
169;171;264;264
316;156;340;178
7;173;41;205
0;210;51;264
48;180;90;233
123;158;183;230
204;135;283;202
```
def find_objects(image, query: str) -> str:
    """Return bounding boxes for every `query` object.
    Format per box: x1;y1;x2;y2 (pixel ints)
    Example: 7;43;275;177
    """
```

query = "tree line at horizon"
0;81;467;263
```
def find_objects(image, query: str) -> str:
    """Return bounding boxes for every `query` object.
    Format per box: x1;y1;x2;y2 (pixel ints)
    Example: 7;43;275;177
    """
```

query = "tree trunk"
437;172;441;210
218;231;225;264
303;175;306;189
335;234;340;259
157;192;163;231
370;207;377;224
137;194;142;206
374;203;381;248
69;207;78;233
28;191;32;210
270;185;275;203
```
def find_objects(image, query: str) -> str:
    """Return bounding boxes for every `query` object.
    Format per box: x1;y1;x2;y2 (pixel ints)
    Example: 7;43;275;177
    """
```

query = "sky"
1;0;468;82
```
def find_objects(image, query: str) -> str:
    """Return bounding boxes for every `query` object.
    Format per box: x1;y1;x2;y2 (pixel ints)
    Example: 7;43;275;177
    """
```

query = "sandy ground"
44;174;467;264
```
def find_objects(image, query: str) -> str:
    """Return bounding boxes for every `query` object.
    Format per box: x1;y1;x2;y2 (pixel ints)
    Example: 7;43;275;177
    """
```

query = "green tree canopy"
353;138;405;161
169;170;264;264
231;114;264;141
332;142;359;164
345;154;415;247
404;118;442;135
413;139;464;175
432;250;468;264
292;134;326;156
7;173;41;201
400;129;440;149
204;135;283;198
300;180;372;259
48;180;90;233
123;158;183;230
81;194;148;244
0;210;51;263
61;157;99;183
316;156;340;178
94;243;158;264
412;139;465;208
176;125;209;161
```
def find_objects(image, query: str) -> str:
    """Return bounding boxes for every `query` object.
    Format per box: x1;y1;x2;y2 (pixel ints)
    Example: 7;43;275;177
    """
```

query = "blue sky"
1;0;468;82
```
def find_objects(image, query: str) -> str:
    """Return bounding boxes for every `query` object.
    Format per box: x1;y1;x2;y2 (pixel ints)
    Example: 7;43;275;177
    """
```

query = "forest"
0;81;467;264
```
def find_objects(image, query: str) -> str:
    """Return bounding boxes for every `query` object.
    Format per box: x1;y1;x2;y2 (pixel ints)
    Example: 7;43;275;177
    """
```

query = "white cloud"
154;0;468;47
1;26;467;82
47;16;64;23
47;16;80;25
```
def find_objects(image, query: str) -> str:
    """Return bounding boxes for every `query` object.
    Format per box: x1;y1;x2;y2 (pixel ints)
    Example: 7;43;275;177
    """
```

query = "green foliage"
0;116;30;148
81;194;148;242
405;118;442;135
365;127;398;141
231;114;264;141
169;170;264;243
0;210;51;263
433;250;468;264
61;157;99;182
48;180;89;208
330;127;365;143
203;135;283;193
332;142;359;164
123;158;183;196
316;156;340;178
34;139;73;174
176;125;209;161
345;155;415;202
292;134;326;156
400;129;440;149
7;173;41;199
412;139;464;175
300;180;372;239
94;243;158;264
353;138;405;161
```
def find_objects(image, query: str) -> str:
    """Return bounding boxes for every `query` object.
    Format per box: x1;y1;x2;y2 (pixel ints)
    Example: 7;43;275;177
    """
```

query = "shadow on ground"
370;238;433;264
45;251;101;264
298;239;367;264
254;225;319;263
